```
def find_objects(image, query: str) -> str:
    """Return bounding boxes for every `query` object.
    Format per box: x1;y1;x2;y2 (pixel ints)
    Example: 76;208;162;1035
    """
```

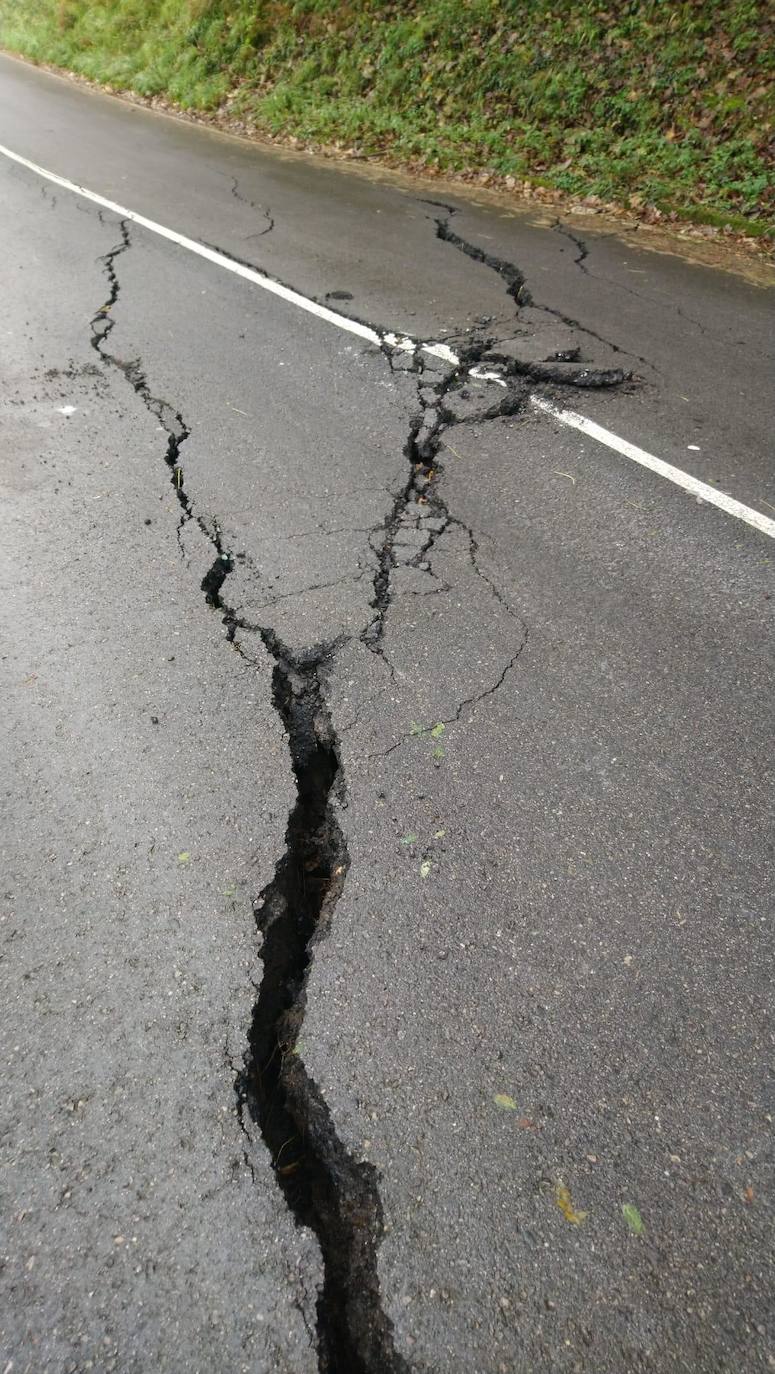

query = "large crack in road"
90;220;410;1374
88;210;632;1373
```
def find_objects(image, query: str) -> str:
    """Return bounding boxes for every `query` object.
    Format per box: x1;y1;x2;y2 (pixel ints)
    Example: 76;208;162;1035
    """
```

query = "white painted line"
469;365;508;386
382;332;417;353
532;397;775;540
0;140;474;370
423;341;459;365
1;140;772;543
0;140;387;346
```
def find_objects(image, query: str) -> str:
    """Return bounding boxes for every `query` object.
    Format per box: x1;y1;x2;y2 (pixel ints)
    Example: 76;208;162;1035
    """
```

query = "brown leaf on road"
555;1182;588;1225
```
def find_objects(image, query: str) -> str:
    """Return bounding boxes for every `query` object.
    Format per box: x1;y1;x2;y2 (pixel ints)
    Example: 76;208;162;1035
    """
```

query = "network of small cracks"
88;208;630;1374
89;220;408;1374
425;201;659;377
359;202;635;735
359;338;529;681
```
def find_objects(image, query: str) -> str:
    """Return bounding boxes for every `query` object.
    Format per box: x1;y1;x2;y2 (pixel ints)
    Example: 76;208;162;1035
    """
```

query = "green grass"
1;0;773;232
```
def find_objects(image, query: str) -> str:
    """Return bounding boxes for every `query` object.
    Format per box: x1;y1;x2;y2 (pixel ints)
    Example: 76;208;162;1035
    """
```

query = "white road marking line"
469;365;508;386
532;397;775;540
0;141;385;346
2;140;772;543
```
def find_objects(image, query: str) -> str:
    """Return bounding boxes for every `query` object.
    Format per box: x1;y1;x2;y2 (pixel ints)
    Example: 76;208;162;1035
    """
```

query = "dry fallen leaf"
555;1182;588;1225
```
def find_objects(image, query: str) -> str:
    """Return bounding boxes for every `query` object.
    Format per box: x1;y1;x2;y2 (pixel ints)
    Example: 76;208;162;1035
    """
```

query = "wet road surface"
1;52;774;1374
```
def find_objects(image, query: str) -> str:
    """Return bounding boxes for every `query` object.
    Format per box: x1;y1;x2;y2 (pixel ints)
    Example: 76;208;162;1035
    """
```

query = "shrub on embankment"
1;0;773;234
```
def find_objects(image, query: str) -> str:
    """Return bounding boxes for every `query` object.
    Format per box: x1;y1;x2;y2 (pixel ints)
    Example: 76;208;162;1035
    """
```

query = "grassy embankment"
0;0;772;236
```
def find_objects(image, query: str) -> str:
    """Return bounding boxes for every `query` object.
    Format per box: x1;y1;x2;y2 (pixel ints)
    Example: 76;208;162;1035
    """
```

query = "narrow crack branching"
229;175;276;238
362;202;628;668
90;222;407;1374
362;315;531;667
364;512;529;761
551;218;742;356
427;202;647;377
88;203;640;1372
361;410;425;654
433;215;533;307
90;206;636;1368
553;219;589;272
361;203;639;740
361;335;526;656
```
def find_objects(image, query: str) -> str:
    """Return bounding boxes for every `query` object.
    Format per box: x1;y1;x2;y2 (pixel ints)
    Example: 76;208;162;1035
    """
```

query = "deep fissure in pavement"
90;224;407;1374
89;209;632;1370
233;640;409;1374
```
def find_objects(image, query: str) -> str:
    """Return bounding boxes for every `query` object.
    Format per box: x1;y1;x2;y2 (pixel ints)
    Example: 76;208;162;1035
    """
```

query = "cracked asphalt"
1;52;774;1374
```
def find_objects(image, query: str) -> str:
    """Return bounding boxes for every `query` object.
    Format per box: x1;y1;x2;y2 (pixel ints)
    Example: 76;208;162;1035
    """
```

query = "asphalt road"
1;52;773;1374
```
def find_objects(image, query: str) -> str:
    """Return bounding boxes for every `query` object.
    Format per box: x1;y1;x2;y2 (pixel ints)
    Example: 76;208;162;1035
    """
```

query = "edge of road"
2;134;774;543
2;47;774;291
